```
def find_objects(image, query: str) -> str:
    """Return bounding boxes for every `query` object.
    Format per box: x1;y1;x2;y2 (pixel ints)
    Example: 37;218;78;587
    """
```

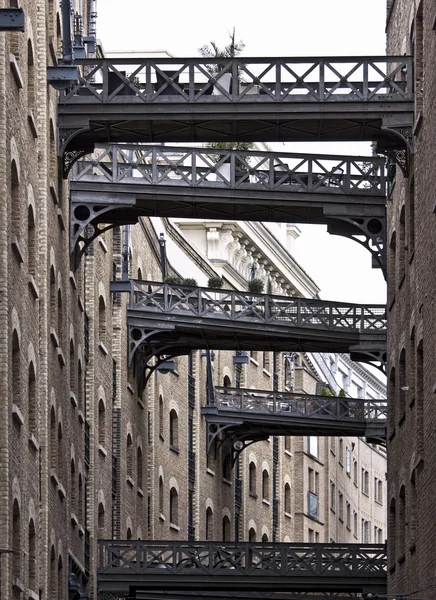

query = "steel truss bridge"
97;541;387;597
59;56;413;170
202;386;387;454
70;145;387;274
100;593;366;600
111;280;386;372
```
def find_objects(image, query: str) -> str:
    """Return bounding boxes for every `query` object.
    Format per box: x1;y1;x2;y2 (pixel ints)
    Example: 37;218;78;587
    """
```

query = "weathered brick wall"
387;1;436;598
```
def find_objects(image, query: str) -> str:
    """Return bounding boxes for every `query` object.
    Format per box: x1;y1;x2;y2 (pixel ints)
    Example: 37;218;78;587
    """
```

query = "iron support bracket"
0;8;24;31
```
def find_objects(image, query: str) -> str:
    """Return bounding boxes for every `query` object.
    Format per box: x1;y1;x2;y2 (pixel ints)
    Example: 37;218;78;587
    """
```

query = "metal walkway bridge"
111;280;386;370
59;56;413;161
202;386;387;452
97;541;387;597
70;145;387;273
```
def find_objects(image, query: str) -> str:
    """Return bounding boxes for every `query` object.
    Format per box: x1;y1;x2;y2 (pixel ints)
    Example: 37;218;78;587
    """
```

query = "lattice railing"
213;386;387;422
128;281;387;333
73;145;387;196
62;56;413;103
98;541;387;577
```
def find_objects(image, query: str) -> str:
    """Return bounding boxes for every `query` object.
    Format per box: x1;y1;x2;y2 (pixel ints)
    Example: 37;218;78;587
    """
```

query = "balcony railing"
62;56;412;104
97;540;387;594
212;386;387;423
72;144;387;197
128;281;386;334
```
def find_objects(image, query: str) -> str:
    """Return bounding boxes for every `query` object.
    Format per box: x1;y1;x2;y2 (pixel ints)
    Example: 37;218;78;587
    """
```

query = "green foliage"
207;276;224;289
338;388;347;398
247;278;265;294
321;387;334;397
182;277;198;287
199;28;245;73
164;275;183;285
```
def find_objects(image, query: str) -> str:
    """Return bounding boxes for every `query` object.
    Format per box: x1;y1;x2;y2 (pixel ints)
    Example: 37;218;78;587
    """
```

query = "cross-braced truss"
203;386;387;454
58;56;413;154
97;540;387;596
110;280;387;370
70;144;387;274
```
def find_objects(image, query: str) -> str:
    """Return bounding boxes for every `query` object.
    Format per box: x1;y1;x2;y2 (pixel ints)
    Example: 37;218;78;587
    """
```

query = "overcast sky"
97;0;387;304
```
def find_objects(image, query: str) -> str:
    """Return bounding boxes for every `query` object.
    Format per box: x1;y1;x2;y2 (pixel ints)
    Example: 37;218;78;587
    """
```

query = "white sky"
98;0;387;304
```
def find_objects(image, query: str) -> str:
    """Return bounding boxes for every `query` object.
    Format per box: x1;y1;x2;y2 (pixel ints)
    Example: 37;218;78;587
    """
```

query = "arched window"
389;498;396;565
98;295;106;345
284;483;291;514
249;462;257;496
137;446;143;489
78;474;83;524
70;460;76;516
127;527;132;540
169;409;178;450
222;515;231;542
223;375;231;390
98;503;105;538
159;477;164;515
159;396;164;439
399;348;406;420
77;360;84;413
28;518;36;590
137;267;143;280
222;454;231;480
170;487;178;526
50;406;56;470
57;288;63;345
398;487;406;557
98;399;106;446
50;546;56;600
12;329;21;409
69;341;76;394
388;367;396;433
58;555;64;600
50;266;56;331
28;361;36;434
11;160;20;237
262;533;268;542
206;507;213;540
248;527;256;543
262;470;270;502
57;420;63;475
126;433;133;478
12;499;21;579
27;203;36;276
27;39;35;114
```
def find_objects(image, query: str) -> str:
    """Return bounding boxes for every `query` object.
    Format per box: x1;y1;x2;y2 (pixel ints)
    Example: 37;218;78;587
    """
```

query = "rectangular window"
346;448;351;474
346;502;351;529
338;492;344;521
330;481;336;511
308;436;318;458
308;491;318;519
374;478;383;504
362;469;369;495
362;520;371;543
353;511;358;537
353;460;358;485
339;439;344;465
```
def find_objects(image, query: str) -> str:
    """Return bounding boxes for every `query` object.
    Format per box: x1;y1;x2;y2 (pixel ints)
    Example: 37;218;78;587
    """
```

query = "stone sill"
10;54;23;88
50;327;59;348
12;403;24;426
126;475;135;488
28;276;39;299
49;182;58;205
11;235;24;264
99;238;108;253
28;433;39;452
57;207;66;231
69;270;78;290
99;342;109;356
169;523;180;532
58;483;66;500
70;391;78;408
57;347;66;367
28;111;38;138
98;444;107;457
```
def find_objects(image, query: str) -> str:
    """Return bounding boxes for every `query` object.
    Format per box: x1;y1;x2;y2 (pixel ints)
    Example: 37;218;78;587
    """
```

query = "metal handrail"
213;386;387;422
128;280;387;334
62;56;413;103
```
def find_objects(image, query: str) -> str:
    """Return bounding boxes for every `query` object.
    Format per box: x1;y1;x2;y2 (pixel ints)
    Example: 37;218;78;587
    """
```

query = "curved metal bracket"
72;222;125;270
228;436;269;466
59;125;91;156
350;349;387;375
380;119;413;178
206;422;242;454
327;216;386;279
63;147;94;178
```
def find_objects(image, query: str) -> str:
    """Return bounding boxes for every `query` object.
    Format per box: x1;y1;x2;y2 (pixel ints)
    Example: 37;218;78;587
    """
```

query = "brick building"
386;1;436;599
0;2;389;600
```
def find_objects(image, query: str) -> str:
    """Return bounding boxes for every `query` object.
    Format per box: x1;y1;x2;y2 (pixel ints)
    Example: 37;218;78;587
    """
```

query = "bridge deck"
97;541;387;595
59;56;413;152
203;386;387;441
117;280;387;364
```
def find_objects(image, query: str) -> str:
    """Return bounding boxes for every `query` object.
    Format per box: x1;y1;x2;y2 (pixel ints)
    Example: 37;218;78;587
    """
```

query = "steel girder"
58;56;412;154
70;145;387;275
203;386;387;453
111;280;387;371
97;540;387;596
